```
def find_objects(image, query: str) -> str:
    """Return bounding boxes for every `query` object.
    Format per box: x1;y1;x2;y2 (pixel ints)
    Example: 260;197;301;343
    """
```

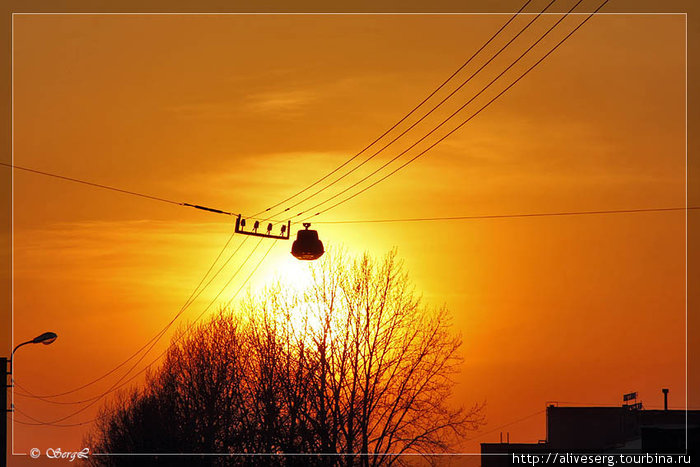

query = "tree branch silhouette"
86;249;483;466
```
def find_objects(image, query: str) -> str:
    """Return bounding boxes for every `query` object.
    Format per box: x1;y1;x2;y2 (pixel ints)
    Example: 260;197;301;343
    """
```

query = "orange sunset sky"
7;8;688;458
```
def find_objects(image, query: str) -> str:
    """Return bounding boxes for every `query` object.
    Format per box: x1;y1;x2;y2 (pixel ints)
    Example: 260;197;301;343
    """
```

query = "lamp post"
2;332;57;467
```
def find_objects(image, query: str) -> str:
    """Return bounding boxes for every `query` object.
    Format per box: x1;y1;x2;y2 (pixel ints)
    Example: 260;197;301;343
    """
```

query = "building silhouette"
481;390;698;466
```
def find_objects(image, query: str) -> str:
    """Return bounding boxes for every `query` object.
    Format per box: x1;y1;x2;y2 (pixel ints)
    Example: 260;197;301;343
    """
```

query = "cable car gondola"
291;223;324;261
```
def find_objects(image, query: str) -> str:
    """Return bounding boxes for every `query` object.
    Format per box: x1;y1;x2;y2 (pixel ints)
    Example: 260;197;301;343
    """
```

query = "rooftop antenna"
623;391;642;410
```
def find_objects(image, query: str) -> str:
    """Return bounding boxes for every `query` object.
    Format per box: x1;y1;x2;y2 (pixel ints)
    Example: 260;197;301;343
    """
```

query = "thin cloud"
245;89;315;116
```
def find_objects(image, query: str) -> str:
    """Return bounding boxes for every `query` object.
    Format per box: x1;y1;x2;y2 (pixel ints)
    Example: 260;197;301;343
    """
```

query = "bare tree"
86;249;482;466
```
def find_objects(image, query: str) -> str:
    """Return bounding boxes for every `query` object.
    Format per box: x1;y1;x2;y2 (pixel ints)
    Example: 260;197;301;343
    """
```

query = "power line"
10;168;254;404
3;1;579;229
1;162;238;217
548;401;700;410
17;3;584;399
18;202;693;406
10;407;95;428
302;0;608;222
16;238;274;426
10;2;572;407
250;0;534;219
8;3;542;418
315;207;699;224
14;239;277;427
9;0;608;427
2;0;537;224
262;0;556;222
296;0;588;221
14;233;249;403
465;409;545;443
9;4;544;406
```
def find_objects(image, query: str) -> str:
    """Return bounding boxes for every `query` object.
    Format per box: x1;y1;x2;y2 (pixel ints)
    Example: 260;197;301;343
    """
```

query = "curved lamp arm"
9;332;58;374
10;340;33;361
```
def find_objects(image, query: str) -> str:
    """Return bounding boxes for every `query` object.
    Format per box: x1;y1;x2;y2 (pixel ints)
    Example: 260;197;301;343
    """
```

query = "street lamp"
3;331;58;467
10;332;58;365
